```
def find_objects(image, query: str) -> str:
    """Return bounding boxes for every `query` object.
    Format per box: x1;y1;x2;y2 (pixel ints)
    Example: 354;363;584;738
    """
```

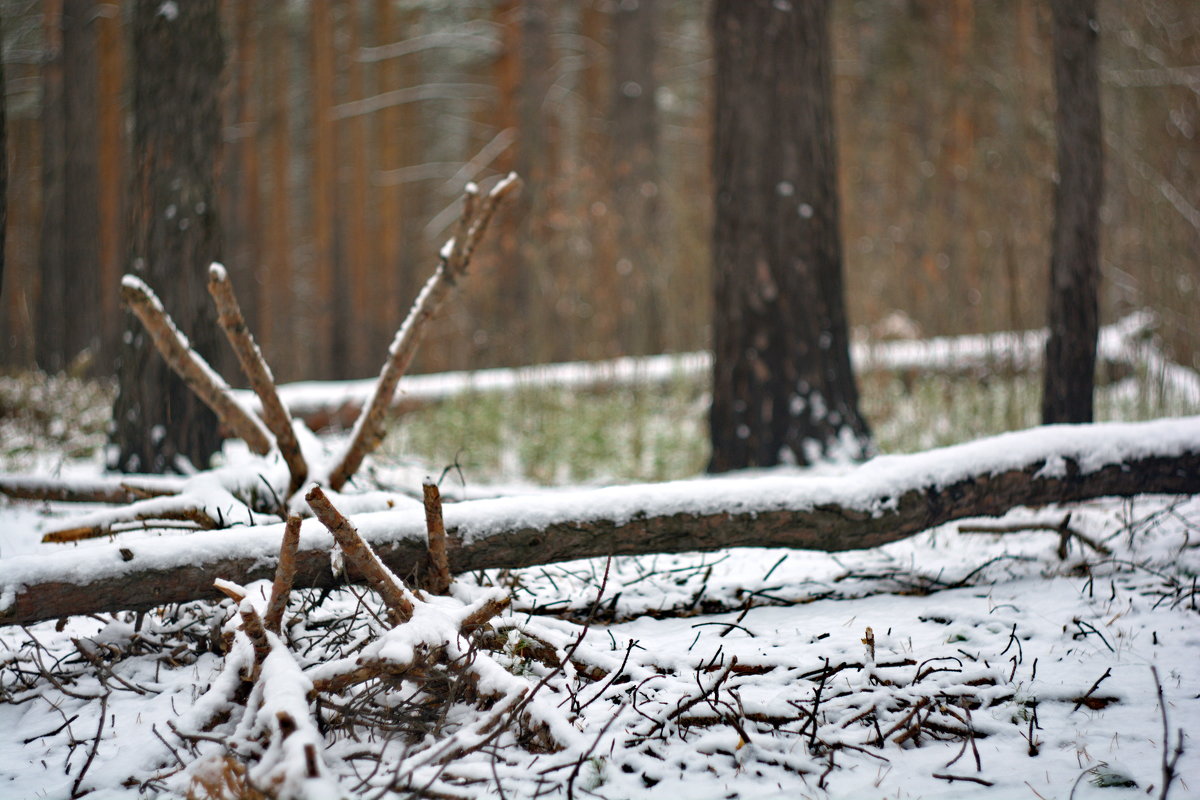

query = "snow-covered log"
2;417;1198;626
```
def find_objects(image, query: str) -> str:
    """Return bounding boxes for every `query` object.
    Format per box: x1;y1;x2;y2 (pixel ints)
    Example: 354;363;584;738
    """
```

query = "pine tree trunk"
0;8;6;294
709;0;870;471
611;0;662;356
111;0;225;474
96;2;125;366
310;0;341;378
1042;0;1102;424
36;0;67;372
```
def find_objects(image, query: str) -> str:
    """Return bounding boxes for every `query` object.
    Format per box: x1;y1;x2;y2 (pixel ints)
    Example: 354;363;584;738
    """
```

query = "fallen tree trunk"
2;418;1198;626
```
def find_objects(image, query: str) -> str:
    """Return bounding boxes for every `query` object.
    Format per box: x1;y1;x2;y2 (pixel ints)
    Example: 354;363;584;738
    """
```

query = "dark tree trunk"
111;0;225;474
611;0;662;356
709;0;870;472
36;0;102;373
36;0;67;371
510;0;552;365
0;9;6;295
1043;0;1102;424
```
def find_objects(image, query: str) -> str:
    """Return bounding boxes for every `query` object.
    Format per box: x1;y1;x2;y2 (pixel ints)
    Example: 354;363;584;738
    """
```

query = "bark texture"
611;0;663;355
111;0;226;473
5;448;1197;626
709;0;870;472
1043;0;1103;424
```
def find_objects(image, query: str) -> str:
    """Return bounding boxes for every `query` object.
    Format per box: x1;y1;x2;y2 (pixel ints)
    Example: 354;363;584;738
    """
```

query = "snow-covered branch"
3;417;1198;626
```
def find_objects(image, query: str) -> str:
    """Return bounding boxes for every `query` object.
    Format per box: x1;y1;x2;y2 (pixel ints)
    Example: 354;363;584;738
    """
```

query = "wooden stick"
423;481;453;595
237;601;272;679
41;506;220;543
0;475;180;504
328;175;521;491
207;264;308;497
305;485;414;625
264;516;302;633
121;275;273;455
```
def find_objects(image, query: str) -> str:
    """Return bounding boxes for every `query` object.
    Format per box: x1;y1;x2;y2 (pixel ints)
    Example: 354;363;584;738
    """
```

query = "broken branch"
121;276;273;456
328;175;521;491
305;485;415;625
207;264;308;498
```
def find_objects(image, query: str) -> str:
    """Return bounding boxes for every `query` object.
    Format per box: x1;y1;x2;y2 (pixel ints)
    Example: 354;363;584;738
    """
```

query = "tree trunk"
262;3;293;379
611;0;663;356
36;0;67;371
36;0;102;373
96;1;126;367
709;0;870;471
1042;0;1102;424
310;0;343;378
110;0;225;474
0;8;6;294
4;422;1198;626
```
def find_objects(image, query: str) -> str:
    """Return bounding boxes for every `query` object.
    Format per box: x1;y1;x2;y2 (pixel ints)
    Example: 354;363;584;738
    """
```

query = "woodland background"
2;0;1198;382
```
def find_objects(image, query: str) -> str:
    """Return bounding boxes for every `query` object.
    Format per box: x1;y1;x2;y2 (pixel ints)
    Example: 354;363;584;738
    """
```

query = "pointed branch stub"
207;264;308;498
328;174;521;491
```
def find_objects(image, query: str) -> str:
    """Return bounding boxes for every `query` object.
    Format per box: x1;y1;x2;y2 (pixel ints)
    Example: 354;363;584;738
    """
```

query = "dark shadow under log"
3;423;1198;626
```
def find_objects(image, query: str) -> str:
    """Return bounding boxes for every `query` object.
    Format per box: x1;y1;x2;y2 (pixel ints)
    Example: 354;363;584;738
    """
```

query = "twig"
264;516;302;634
423;481;453;595
329;174;521;490
932;773;993;787
207;263;308;497
120;275;272;455
42;506;220;543
1072;667;1112;713
958;514;1110;558
69;692;108;798
1152;666;1185;800
306;485;415;625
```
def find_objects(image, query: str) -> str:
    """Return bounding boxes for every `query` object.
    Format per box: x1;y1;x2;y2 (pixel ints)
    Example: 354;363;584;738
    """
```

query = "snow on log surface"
2;416;1198;626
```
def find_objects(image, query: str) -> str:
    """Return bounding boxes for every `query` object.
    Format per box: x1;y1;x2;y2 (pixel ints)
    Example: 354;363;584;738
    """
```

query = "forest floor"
1;338;1198;799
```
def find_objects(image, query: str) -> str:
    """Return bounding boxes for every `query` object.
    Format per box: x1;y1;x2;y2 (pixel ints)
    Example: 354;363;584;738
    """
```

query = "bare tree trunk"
36;0;102;373
611;0;663;356
262;4;293;379
36;0;66;371
96;1;125;366
5;435;1198;626
111;0;226;474
310;0;341;378
0;8;6;295
1043;0;1102;424
709;0;870;471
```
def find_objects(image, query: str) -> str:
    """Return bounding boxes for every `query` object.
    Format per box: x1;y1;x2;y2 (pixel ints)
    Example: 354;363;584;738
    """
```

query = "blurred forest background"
3;0;1198;384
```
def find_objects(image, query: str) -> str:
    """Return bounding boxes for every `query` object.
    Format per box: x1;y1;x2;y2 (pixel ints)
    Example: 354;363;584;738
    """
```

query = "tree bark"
35;0;102;373
110;0;226;474
1043;0;1102;424
611;0;663;356
709;0;870;471
0;8;5;295
36;0;67;371
5;423;1198;626
310;0;341;378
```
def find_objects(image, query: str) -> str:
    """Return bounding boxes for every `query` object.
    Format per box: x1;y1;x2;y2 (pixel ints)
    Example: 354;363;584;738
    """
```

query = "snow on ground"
1;447;1197;797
